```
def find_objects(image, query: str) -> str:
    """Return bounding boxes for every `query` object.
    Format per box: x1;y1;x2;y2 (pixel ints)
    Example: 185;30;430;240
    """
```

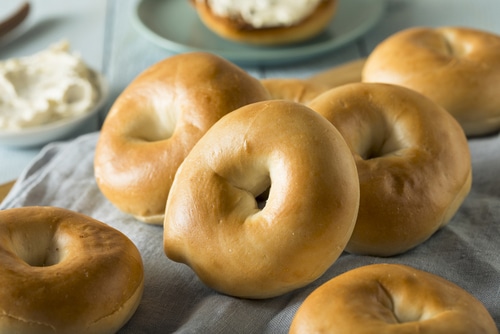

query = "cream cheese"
0;41;100;130
206;0;323;28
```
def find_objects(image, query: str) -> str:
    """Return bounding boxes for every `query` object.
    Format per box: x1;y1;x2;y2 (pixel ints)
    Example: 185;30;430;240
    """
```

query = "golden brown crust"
308;83;471;256
94;52;270;224
163;100;359;298
362;26;500;136
0;206;144;334
192;0;338;45
290;264;498;334
260;78;330;104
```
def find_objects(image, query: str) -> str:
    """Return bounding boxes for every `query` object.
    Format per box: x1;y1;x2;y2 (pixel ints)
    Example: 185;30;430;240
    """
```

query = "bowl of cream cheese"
0;41;108;148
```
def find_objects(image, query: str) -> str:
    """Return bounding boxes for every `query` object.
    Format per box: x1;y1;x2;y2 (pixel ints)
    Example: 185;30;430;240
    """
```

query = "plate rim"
132;0;386;65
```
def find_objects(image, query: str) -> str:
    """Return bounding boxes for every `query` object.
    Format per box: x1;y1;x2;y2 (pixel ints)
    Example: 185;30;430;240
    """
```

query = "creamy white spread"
0;41;100;130
205;0;323;28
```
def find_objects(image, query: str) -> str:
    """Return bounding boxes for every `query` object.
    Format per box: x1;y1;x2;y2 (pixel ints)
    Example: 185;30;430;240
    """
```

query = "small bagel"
261;78;330;104
0;206;144;334
191;0;338;45
94;52;269;224
163;100;360;299
308;83;472;256
289;263;498;334
362;26;500;136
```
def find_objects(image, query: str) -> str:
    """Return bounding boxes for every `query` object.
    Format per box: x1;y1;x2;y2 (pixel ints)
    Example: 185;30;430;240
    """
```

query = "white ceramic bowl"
0;73;109;148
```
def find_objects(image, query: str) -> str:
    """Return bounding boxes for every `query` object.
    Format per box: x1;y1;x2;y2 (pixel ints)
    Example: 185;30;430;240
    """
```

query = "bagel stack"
94;52;270;224
93;51;474;287
89;48;497;330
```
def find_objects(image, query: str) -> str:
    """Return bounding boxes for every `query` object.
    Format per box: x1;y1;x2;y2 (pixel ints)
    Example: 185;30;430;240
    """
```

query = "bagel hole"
29;243;63;267
12;228;66;267
390;279;432;324
376;281;426;324
138;113;176;142
361;145;383;160
439;31;470;58
393;301;429;324
256;186;270;209
129;101;178;142
442;34;455;56
359;118;408;160
361;136;403;160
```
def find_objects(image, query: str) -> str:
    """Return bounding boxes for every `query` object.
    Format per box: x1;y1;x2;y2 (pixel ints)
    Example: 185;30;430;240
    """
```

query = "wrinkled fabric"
1;131;499;333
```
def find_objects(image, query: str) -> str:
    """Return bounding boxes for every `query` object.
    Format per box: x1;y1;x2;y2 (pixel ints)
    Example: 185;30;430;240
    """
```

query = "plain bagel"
362;26;500;136
289;263;498;334
163;100;360;299
0;206;144;334
191;0;338;45
94;52;270;224
308;83;472;256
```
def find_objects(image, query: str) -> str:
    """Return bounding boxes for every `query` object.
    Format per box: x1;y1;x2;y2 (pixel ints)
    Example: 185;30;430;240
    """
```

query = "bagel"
163;100;360;299
308;83;472;256
362;26;500;136
289;264;498;334
94;52;270;224
260;78;330;104
191;0;338;45
0;206;144;334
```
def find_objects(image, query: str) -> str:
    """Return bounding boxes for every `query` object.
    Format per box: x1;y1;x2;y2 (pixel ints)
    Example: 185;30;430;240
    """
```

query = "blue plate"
133;0;386;66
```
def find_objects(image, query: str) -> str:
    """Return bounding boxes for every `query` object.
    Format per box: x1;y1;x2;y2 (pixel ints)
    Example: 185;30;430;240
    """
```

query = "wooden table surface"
0;180;15;202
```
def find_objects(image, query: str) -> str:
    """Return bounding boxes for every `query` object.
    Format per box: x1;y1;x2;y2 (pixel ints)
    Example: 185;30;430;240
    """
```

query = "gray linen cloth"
1;131;499;333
